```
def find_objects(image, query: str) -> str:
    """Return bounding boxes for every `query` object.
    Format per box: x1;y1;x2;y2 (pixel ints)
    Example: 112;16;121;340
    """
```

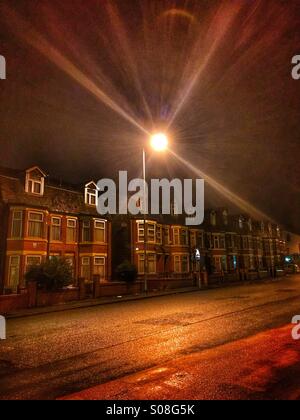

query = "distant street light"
143;132;169;293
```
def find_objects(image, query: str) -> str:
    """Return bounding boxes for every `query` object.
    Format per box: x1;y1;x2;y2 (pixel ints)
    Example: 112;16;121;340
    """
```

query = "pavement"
5;286;199;319
62;324;300;400
5;277;283;319
0;275;300;400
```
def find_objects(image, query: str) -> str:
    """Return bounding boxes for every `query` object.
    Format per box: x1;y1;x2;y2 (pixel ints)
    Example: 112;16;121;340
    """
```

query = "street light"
143;132;169;293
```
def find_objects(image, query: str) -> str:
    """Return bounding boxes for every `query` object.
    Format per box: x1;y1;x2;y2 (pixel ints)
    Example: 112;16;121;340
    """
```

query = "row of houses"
0;166;293;293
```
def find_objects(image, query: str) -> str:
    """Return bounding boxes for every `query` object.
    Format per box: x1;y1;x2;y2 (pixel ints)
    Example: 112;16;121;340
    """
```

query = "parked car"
285;264;300;274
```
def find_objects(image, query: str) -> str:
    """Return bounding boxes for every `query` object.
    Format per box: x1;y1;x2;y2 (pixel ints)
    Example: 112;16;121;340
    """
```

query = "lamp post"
143;133;169;294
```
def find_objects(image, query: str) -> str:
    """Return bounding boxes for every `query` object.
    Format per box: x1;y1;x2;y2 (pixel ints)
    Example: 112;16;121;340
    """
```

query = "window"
147;223;156;243
174;256;180;273
213;235;220;249
25;256;42;273
156;225;162;244
81;257;90;280
223;210;228;225
11;210;23;238
147;254;156;274
94;220;106;243
181;255;189;273
67;219;77;243
28;212;44;238
164;227;170;245
25;168;45;196
210;211;217;226
174;255;189;273
181;229;189;246
137;222;144;242
138;255;145;274
51;217;61;241
85;182;98;206
198;232;204;248
8;256;20;289
248;219;253;232
82;221;91;242
94;257;106;278
173;228;180;245
137;254;156;274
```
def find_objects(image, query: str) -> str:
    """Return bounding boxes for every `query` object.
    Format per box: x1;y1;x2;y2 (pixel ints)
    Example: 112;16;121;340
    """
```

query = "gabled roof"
85;181;97;188
25;166;47;177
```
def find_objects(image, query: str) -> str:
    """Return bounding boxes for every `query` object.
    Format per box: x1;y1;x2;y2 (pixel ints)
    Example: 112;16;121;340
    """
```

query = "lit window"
137;254;156;274
8;256;20;290
51;217;62;241
147;223;156;243
147;254;156;274
210;211;217;226
173;228;180;245
67;219;77;243
85;182;98;206
94;220;106;243
94;257;106;278
137;222;145;242
82;221;91;242
174;255;181;273
174;254;189;273
25;167;45;196
28;212;44;238
11;210;23;238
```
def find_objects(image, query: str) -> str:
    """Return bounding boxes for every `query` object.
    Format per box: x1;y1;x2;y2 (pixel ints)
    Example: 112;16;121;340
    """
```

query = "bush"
25;257;73;291
116;260;137;283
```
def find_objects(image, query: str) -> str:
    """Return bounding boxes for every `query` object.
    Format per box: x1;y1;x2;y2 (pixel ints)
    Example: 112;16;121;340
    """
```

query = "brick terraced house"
0;166;290;294
0;166;111;293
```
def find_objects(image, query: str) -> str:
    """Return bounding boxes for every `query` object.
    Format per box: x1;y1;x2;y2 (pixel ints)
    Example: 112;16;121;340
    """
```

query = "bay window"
28;212;44;238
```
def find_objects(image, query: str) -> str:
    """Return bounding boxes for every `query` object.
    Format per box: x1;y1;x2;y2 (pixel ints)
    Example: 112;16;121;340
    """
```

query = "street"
1;276;300;400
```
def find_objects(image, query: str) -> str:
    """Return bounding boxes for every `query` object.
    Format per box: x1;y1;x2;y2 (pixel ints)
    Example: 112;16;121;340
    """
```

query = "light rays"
169;149;275;222
167;2;244;129
1;4;149;136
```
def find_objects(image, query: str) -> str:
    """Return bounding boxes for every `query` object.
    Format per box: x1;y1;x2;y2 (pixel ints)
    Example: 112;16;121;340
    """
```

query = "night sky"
0;0;300;232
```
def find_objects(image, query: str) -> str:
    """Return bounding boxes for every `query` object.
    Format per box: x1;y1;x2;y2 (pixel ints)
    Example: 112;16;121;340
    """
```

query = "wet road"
1;276;300;400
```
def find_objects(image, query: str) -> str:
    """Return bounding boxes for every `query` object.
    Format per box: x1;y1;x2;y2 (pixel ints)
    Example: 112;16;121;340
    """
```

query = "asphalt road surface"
1;276;300;400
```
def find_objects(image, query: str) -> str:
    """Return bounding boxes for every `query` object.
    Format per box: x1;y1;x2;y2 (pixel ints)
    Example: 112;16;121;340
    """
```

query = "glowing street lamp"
150;133;169;152
142;132;169;293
